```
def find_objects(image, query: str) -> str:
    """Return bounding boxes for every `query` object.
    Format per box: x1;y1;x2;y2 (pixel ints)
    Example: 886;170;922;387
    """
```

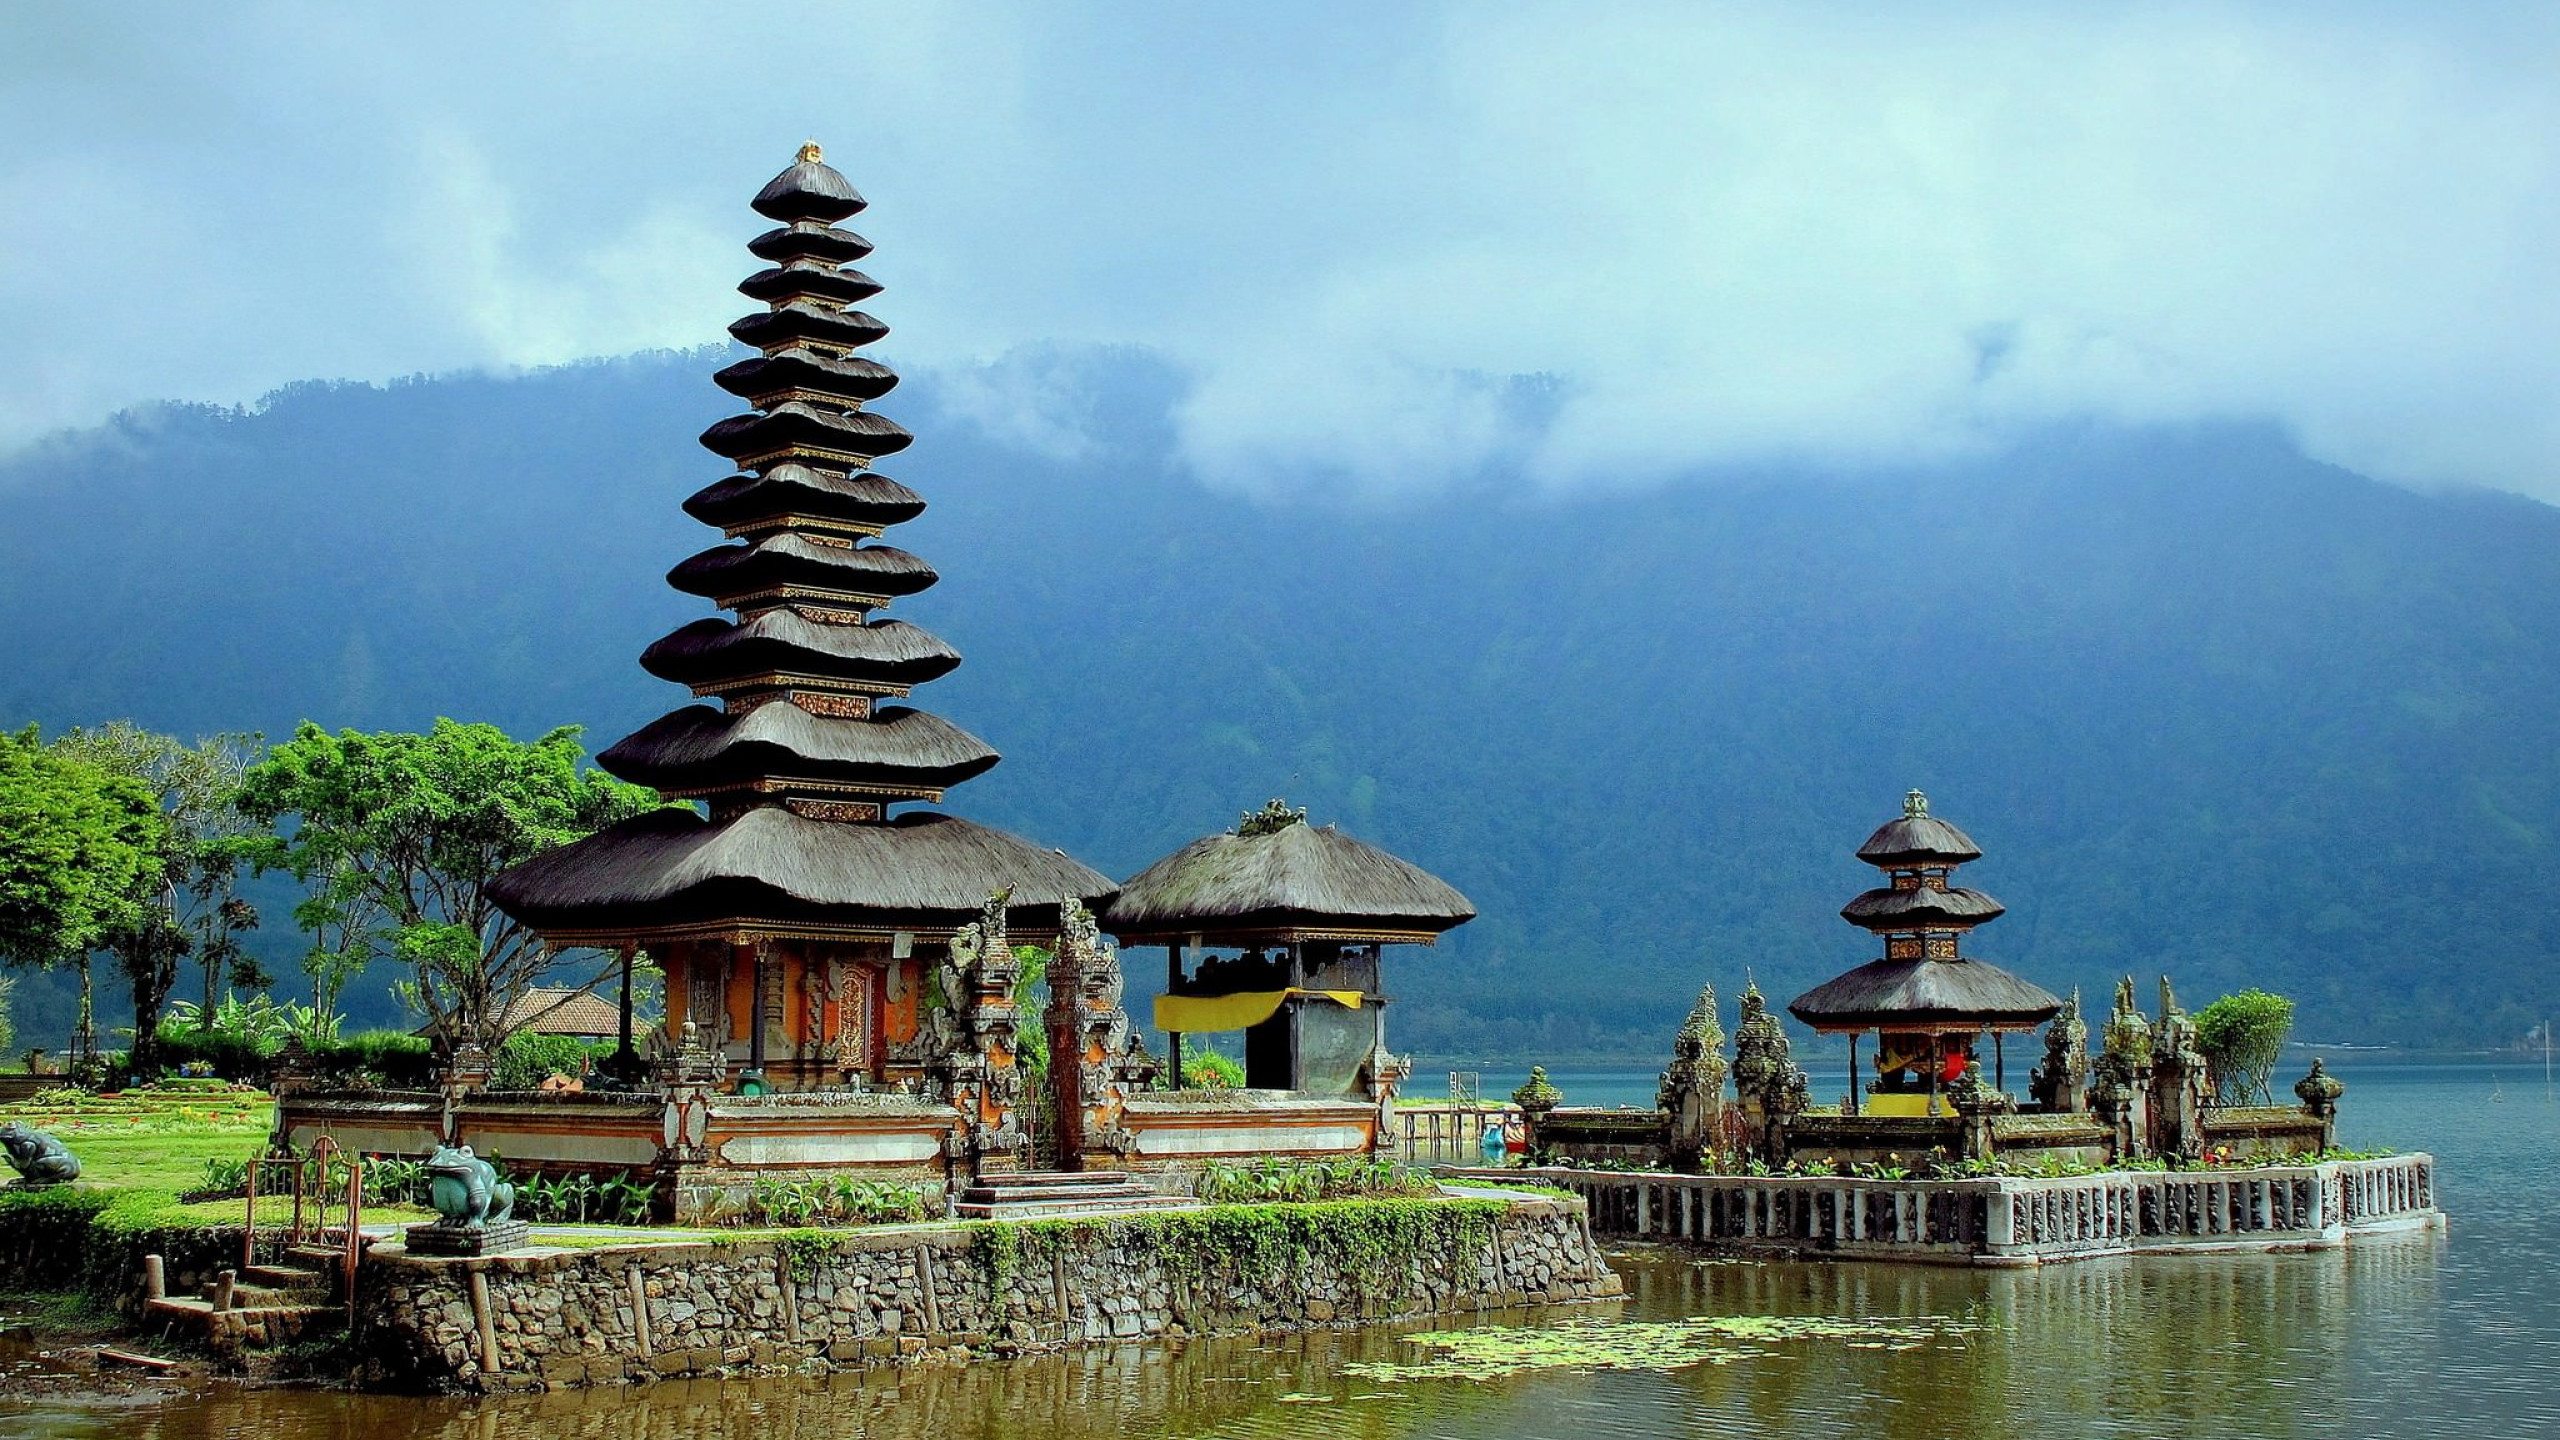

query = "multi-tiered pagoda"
490;144;1114;1091
1787;791;2062;1115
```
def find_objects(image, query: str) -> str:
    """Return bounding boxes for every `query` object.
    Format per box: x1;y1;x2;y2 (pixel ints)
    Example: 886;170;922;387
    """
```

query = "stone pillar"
2148;976;2209;1161
1045;900;1153;1170
927;890;1030;1181
1512;1067;1562;1159
2029;988;2091;1114
1657;983;1728;1174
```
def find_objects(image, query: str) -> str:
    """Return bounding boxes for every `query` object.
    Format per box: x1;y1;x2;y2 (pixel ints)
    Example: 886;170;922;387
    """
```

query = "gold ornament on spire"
797;140;823;164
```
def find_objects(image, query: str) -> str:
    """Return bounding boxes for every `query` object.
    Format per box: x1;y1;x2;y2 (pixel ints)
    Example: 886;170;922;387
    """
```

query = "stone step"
199;1280;324;1309
953;1195;1201;1221
958;1182;1160;1205
146;1296;343;1356
970;1170;1133;1190
241;1263;332;1291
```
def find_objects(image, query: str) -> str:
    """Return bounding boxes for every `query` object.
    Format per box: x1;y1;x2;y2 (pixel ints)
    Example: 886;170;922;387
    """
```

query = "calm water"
5;1057;2555;1439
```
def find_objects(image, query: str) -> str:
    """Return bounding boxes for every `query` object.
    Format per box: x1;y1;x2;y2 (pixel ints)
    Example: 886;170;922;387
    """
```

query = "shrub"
1157;1045;1245;1090
490;1032;607;1091
2196;989;2296;1104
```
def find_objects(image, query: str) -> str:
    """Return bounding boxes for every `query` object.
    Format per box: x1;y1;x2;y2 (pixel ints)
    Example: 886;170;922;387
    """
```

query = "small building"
1105;801;1475;1095
416;988;624;1045
1788;790;2063;1114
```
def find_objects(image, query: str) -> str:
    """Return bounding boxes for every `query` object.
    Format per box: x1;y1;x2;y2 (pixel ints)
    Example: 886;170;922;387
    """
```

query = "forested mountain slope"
4;349;2554;1055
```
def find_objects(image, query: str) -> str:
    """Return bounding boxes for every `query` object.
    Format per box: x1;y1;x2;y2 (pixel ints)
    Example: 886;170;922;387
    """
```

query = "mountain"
3;349;2555;1059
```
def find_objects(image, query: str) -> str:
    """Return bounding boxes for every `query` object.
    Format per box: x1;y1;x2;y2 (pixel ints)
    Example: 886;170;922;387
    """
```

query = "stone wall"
354;1189;1616;1391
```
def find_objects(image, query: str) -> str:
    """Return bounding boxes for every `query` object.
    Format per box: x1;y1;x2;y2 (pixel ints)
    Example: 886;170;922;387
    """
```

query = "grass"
4;1089;274;1193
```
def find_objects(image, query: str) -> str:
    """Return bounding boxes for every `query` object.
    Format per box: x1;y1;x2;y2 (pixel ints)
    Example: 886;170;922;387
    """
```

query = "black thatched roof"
739;263;882;308
714;350;898;405
1787;956;2063;1033
752;151;866;224
683;465;925;534
667;536;935;605
1104;823;1475;944
729;302;891;355
699;403;914;465
598;704;998;794
1856;814;1983;866
749;222;873;266
1839;885;2006;930
639;613;960;691
487;808;1114;938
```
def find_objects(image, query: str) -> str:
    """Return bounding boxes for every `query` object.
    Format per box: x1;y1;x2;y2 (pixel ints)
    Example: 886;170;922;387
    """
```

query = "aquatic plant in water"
1342;1313;1983;1382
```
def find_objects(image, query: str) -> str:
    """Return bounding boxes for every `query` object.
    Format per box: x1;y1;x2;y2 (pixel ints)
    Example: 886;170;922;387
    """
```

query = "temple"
1787;789;2063;1116
485;143;1117;1093
275;149;1443;1218
1519;792;2347;1174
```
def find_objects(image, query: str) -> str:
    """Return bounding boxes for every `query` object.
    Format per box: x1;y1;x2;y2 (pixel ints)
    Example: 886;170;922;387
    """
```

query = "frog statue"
423;1143;515;1230
0;1121;80;1186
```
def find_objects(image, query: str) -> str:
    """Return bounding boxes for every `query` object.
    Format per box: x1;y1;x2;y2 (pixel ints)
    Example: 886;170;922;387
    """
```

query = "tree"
0;971;15;1058
234;719;663;1054
2195;988;2297;1104
48;724;266;1074
0;726;165;1063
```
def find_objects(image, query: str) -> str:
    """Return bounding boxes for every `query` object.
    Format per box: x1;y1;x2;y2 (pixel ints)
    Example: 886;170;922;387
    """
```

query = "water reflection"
3;1060;2549;1440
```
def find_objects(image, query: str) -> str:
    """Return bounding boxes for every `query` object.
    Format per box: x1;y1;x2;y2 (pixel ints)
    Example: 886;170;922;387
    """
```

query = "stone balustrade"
1458;1153;2439;1266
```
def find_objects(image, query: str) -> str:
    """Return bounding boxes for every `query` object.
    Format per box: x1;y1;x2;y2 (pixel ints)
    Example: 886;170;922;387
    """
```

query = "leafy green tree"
2196;988;2297;1104
49;724;266;1073
0;971;15;1057
233;719;664;1054
0;726;165;1062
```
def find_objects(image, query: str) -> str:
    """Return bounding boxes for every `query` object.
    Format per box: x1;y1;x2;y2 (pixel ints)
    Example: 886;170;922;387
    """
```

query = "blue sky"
5;2;2557;500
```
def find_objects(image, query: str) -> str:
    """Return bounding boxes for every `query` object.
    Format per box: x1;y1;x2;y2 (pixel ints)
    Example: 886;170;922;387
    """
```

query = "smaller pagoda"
1787;791;2062;1116
1104;801;1475;1097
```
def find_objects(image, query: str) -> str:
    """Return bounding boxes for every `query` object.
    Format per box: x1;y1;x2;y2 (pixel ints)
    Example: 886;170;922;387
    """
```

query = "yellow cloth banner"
1152;988;1365;1034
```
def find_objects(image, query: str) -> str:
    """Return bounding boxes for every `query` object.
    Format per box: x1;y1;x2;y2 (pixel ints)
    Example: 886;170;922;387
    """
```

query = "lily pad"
1342;1314;1981;1383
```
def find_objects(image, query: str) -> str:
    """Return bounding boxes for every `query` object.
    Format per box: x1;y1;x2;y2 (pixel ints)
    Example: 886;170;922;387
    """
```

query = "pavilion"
1787;791;2063;1116
1104;802;1475;1095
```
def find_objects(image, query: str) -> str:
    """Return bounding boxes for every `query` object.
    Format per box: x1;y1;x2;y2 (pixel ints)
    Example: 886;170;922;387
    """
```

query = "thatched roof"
699;401;913;465
748;222;873;267
714;350;898;405
1787;956;2063;1033
739;262;882;308
1839;885;2005;930
667;536;936;604
488;808;1115;940
598;703;997;794
419;987;622;1041
640;612;960;691
1855;813;1983;866
752;150;866;224
729;302;890;355
1103;822;1475;945
683;464;922;533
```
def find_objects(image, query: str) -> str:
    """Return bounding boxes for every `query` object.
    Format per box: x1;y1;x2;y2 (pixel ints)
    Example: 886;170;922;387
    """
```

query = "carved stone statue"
1657;982;1727;1172
2090;977;2153;1155
930;889;1031;1174
2147;973;2211;1158
2295;1056;2345;1150
1730;982;1809;1158
0;1122;80;1186
2029;988;2091;1113
1043;899;1154;1163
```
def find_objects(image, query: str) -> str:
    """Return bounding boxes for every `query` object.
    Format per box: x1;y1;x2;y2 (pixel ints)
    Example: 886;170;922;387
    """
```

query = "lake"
4;1055;2553;1439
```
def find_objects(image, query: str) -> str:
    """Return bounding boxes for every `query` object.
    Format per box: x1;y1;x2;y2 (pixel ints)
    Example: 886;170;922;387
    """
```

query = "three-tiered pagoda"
1787;791;2062;1115
490;144;1114;1090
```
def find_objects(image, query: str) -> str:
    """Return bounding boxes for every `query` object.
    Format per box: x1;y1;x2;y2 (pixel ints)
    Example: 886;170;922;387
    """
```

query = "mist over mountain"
3;349;2555;1059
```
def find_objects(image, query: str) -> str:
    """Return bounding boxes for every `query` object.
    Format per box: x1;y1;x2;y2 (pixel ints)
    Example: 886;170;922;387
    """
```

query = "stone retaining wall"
354;1189;1616;1391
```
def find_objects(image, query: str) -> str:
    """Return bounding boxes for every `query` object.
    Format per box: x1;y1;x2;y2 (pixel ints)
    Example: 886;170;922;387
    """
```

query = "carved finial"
797;140;823;164
1904;788;1929;819
1236;798;1308;838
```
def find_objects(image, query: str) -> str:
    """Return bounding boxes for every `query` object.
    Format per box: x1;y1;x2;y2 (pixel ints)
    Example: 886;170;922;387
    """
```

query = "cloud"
3;3;2557;501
